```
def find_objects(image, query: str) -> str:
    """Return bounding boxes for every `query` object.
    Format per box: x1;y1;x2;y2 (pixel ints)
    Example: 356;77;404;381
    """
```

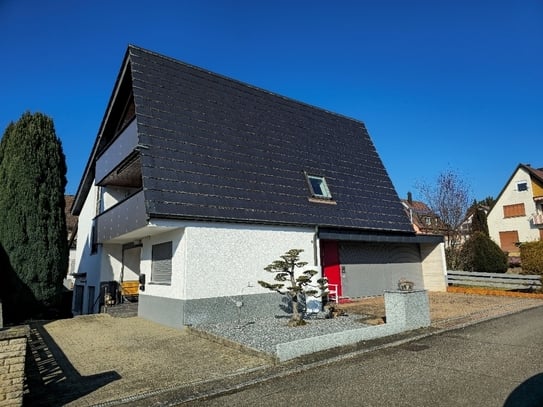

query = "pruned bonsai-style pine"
258;249;328;327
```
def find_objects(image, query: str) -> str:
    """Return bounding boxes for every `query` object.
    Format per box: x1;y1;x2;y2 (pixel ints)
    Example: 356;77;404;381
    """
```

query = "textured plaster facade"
137;221;316;327
420;242;447;291
72;183;102;315
488;166;541;253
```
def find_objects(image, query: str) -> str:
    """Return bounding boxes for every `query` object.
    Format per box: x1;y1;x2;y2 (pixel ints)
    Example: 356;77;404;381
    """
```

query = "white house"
488;164;543;259
70;46;446;329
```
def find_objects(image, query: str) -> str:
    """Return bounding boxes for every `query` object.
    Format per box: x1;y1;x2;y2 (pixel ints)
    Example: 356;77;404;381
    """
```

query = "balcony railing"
96;120;138;184
95;190;147;243
532;213;543;226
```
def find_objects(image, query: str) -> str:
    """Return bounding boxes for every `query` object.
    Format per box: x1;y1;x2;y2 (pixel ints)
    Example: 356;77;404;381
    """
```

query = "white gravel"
195;312;370;354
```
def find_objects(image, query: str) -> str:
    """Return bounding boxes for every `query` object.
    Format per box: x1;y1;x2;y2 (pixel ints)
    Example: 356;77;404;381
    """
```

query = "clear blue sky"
1;0;542;202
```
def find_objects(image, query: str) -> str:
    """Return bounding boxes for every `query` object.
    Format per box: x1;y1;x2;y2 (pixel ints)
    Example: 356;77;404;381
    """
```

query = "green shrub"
520;241;543;274
445;246;462;270
460;232;508;273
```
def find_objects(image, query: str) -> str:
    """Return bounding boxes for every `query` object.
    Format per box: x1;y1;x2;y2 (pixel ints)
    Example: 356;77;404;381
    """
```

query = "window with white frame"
151;241;172;284
517;181;528;191
305;173;332;199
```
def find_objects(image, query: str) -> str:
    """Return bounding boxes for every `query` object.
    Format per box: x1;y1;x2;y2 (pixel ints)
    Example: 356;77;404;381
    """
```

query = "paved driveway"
24;315;272;406
21;295;543;406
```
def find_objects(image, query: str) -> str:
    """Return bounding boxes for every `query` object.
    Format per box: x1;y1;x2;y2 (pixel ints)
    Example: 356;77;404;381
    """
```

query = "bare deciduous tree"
416;169;472;269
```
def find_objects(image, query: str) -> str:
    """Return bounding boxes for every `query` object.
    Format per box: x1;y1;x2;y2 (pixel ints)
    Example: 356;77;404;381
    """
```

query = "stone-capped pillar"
384;289;431;330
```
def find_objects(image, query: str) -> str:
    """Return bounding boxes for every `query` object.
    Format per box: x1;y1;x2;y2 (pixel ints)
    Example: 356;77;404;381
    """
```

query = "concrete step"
103;302;138;318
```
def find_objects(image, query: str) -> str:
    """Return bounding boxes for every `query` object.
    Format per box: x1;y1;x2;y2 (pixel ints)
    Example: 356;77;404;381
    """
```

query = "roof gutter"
318;230;444;244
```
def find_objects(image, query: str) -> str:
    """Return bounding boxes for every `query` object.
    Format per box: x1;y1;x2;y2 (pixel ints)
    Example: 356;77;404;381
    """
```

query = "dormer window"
517;181;528;192
305;173;332;199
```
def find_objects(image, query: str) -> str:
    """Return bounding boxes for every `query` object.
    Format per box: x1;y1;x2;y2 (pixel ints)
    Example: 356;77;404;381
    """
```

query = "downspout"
120;246;125;284
313;225;320;269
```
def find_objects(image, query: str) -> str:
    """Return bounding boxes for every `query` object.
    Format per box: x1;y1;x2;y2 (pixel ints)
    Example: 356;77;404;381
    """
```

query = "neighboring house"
71;45;446;328
64;195;78;290
488;164;543;259
458;204;490;243
401;192;445;235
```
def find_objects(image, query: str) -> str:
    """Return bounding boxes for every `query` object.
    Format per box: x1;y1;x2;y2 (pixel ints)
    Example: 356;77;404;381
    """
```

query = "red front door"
320;240;342;297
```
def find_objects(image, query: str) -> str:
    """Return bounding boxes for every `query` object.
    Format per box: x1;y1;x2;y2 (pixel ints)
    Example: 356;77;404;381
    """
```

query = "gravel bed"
195;313;370;354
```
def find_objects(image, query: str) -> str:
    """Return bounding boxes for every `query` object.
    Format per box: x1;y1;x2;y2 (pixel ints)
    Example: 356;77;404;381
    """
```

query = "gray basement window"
151;241;172;284
306;173;332;199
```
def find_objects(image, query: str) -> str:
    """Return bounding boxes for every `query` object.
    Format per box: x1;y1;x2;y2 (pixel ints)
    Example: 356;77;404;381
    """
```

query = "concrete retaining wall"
276;290;431;361
0;326;29;407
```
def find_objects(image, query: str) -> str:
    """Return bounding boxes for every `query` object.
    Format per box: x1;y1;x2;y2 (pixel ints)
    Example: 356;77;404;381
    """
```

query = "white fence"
447;270;542;291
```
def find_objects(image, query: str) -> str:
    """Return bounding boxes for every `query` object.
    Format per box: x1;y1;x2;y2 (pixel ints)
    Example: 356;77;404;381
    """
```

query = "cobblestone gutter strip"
0;326;29;407
447;286;543;298
92;365;279;407
121;327;437;407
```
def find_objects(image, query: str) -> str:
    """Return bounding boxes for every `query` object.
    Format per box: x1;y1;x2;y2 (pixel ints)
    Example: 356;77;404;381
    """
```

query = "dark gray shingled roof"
76;45;414;233
130;46;413;232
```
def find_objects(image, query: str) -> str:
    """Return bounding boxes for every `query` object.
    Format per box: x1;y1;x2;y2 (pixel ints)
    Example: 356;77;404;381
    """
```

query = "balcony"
95;190;147;243
96;120;139;184
532;213;543;227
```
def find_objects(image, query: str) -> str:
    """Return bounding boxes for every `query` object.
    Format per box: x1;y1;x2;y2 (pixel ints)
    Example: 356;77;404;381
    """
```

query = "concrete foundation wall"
138;294;185;329
139;291;287;328
276;290;431;361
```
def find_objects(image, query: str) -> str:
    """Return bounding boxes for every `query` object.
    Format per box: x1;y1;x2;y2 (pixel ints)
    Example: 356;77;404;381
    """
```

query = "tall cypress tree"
471;207;489;236
0;112;68;322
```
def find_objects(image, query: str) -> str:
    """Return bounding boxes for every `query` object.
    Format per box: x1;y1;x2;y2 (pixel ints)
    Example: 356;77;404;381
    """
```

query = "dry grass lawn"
337;291;543;326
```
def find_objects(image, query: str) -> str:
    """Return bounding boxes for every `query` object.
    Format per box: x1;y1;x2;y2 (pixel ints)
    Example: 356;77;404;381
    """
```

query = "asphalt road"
186;306;543;407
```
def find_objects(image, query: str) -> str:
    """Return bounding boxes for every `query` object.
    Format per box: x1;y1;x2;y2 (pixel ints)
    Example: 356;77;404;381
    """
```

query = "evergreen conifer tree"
0;112;68;322
459;232;508;273
471;207;489;236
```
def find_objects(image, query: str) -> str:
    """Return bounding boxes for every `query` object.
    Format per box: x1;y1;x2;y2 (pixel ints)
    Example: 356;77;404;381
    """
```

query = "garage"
320;230;445;299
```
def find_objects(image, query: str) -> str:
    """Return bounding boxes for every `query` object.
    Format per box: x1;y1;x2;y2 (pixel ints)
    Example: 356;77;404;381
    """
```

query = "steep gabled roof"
75;45;413;233
523;165;543;184
491;163;543;206
402;199;433;215
64;195;77;231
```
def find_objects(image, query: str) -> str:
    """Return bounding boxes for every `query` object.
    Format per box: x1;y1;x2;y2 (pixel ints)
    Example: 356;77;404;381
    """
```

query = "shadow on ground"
503;372;543;407
24;321;120;406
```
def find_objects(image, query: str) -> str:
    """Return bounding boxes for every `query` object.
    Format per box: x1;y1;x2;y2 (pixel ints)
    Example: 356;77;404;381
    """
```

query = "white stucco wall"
100;244;122;282
138;220;316;301
74;184;97;273
488;167;540;247
420;242;447;291
102;186;140;211
73;183;103;313
139;228;185;300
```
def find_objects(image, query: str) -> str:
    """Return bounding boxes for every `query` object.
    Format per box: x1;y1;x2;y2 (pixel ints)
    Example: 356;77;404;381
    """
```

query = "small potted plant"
397;278;414;291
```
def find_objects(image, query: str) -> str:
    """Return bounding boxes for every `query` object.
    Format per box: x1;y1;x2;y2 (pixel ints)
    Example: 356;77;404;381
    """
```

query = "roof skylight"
306;173;332;199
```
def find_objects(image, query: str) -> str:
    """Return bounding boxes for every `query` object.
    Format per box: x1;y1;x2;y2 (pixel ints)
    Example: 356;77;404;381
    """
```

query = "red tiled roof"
64;195;78;231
